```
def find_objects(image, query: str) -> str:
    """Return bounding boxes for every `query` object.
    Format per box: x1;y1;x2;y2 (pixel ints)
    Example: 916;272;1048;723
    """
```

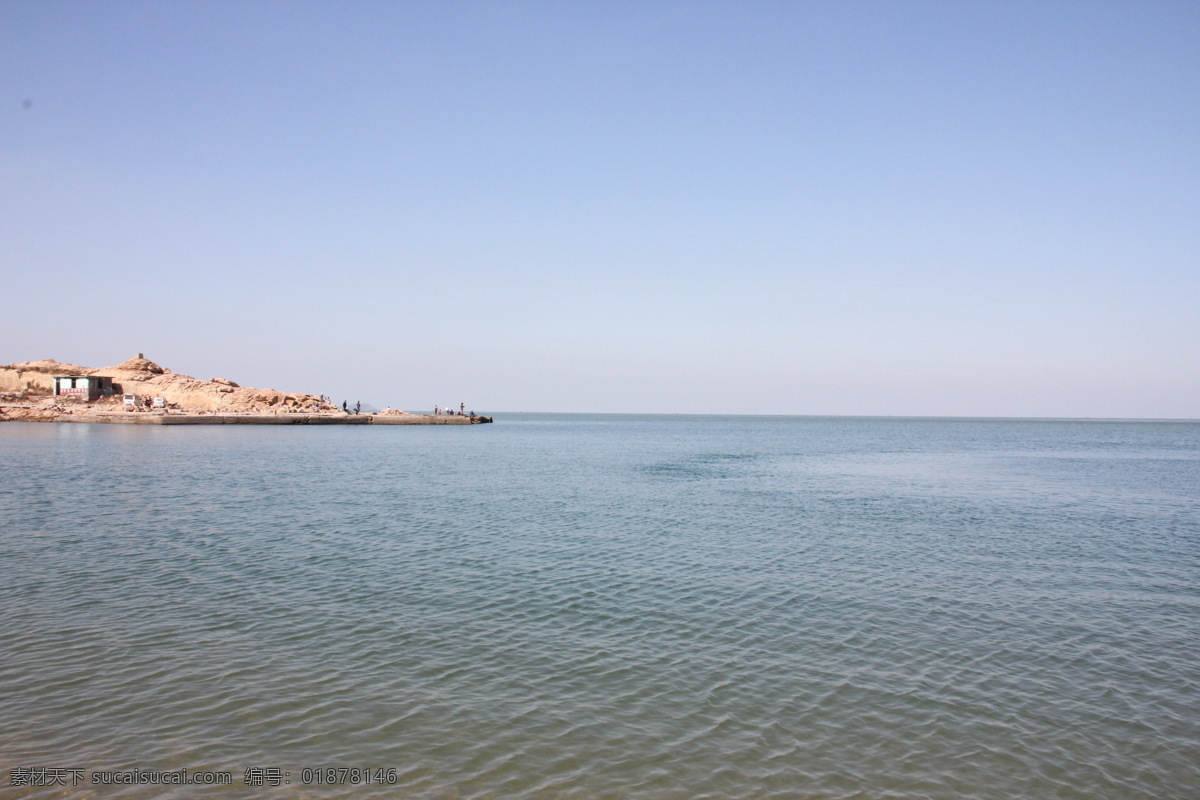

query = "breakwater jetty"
0;408;491;425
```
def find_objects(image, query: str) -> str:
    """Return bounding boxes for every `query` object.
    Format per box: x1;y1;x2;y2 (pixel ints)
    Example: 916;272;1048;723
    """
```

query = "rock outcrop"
0;356;337;413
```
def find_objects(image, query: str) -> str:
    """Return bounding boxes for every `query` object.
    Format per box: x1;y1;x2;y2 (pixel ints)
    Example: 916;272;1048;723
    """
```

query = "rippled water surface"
2;415;1198;799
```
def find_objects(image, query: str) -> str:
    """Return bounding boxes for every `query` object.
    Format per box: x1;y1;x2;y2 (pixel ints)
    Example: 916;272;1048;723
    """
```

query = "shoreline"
1;355;492;425
0;407;492;426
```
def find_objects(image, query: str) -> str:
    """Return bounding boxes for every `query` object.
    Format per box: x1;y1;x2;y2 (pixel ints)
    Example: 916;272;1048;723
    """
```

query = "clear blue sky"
3;1;1197;416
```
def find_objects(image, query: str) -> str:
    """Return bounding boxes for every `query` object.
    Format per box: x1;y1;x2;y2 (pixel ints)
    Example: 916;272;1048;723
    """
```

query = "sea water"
1;415;1197;799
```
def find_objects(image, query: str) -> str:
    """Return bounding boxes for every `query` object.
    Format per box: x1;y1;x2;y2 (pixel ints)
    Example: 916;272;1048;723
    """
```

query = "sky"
2;1;1198;417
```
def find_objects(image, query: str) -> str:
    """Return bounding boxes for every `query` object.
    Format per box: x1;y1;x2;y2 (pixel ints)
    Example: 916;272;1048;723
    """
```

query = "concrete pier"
0;408;493;426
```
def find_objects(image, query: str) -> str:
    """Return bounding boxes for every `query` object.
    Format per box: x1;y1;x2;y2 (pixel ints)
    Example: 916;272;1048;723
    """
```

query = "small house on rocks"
53;375;114;401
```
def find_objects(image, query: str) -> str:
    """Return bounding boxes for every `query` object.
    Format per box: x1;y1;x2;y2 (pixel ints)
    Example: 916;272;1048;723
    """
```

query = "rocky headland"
0;356;490;425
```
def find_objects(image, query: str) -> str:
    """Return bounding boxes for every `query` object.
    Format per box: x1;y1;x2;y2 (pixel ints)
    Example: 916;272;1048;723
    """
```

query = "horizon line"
468;411;1200;423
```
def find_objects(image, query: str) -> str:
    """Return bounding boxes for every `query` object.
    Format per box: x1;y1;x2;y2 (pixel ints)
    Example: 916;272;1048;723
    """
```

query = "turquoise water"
1;415;1198;799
